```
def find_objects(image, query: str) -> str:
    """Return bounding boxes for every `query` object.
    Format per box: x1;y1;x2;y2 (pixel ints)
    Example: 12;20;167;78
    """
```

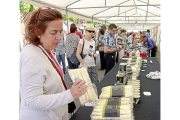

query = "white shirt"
128;35;133;43
20;44;74;120
79;39;95;67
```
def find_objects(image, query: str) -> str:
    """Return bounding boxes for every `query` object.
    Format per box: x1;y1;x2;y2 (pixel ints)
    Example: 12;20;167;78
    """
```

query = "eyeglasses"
111;29;117;32
35;7;55;24
86;30;95;33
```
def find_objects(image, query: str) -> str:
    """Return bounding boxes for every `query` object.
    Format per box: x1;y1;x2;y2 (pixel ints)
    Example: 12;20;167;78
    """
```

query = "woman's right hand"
70;79;88;100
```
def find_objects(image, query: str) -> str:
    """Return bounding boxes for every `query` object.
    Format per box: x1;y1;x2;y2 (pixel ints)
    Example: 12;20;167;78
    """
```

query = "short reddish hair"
25;8;63;45
70;25;77;33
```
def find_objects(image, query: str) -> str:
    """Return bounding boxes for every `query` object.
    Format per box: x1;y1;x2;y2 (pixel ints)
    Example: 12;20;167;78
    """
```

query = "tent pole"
66;7;69;33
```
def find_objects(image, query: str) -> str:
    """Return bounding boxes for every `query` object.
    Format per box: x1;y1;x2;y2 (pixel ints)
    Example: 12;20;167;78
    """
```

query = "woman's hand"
94;53;98;58
70;79;88;100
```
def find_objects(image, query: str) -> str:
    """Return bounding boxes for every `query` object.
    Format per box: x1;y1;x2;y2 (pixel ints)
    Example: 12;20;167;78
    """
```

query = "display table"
127;52;147;57
70;57;160;120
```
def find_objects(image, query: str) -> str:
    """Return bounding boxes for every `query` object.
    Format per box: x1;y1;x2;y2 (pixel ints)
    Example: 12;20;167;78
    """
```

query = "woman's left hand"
94;53;98;58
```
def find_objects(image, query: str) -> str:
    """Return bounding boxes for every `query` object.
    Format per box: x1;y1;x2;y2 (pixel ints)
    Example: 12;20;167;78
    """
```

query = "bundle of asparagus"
68;67;98;105
127;80;140;98
96;98;133;107
99;85;134;99
91;105;134;120
142;59;148;63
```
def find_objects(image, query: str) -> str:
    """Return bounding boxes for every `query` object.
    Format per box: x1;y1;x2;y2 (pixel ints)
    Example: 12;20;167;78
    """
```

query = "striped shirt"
104;32;116;50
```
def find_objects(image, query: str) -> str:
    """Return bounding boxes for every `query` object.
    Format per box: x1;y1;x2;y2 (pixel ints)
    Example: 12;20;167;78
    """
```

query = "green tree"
19;1;38;13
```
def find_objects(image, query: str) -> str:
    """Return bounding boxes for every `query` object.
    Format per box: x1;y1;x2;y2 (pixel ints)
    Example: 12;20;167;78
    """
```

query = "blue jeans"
56;54;67;72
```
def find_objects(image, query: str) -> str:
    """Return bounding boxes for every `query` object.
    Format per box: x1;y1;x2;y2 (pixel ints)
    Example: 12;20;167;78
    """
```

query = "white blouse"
20;44;74;120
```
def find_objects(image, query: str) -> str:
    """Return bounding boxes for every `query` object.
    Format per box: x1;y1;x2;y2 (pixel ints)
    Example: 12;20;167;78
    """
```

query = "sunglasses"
35;7;55;24
86;30;95;33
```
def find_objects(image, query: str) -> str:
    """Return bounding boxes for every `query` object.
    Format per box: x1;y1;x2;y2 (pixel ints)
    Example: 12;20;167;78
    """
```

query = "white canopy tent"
22;0;160;31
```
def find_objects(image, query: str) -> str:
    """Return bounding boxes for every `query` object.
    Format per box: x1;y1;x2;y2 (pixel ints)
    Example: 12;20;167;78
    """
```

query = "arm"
76;43;86;66
79;32;83;39
104;46;117;53
147;40;154;50
21;65;74;110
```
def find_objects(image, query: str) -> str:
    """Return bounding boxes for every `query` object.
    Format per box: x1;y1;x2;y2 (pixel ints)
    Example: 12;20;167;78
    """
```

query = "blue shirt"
145;32;151;38
104;32;116;50
145;38;157;50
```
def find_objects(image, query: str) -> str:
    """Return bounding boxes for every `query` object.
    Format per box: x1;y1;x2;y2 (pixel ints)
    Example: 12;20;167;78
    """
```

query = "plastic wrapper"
116;72;128;85
129;51;140;57
96;97;133;108
100;85;134;99
142;59;148;63
68;67;98;105
91;105;134;120
119;63;128;72
127;79;140;99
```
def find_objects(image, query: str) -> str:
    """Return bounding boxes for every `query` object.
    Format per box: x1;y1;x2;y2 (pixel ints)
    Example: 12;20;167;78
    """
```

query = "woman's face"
40;19;63;52
85;30;95;38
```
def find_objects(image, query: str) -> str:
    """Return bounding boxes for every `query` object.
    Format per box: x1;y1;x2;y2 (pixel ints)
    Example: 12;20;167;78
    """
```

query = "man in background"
104;24;121;75
142;35;157;57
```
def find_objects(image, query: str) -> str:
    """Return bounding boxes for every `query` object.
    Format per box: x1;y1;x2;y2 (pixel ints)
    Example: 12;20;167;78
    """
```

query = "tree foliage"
19;1;38;13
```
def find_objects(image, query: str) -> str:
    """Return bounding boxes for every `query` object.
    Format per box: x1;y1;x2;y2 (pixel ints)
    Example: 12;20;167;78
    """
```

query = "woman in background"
76;24;99;86
55;33;67;74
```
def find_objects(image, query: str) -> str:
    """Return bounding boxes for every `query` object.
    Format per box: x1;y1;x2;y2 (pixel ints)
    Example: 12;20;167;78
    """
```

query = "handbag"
69;39;86;66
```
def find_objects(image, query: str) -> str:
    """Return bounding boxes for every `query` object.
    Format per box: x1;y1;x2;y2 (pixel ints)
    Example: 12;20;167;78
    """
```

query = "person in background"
76;24;99;86
104;24;121;75
115;30;120;63
20;7;87;120
142;35;157;57
127;32;129;38
142;31;146;35
145;29;151;38
116;30;127;61
98;25;107;38
132;31;135;43
68;23;83;39
55;33;67;74
98;29;106;71
140;31;143;40
65;25;80;69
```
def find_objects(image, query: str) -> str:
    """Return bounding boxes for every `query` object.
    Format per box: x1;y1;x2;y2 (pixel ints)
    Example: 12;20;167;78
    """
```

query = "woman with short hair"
65;25;80;69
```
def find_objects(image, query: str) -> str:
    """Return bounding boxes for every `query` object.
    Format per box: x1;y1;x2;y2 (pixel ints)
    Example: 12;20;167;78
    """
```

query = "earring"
38;36;40;38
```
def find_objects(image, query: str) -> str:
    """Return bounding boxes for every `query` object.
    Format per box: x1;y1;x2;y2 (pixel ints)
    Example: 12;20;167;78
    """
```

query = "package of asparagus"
91;105;134;120
99;85;134;99
142;59;148;63
116;72;128;85
129;51;140;57
96;97;133;107
119;62;128;72
68;67;98;105
127;79;140;99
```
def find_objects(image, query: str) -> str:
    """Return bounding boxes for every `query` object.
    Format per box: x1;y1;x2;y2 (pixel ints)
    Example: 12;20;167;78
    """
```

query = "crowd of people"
19;7;158;120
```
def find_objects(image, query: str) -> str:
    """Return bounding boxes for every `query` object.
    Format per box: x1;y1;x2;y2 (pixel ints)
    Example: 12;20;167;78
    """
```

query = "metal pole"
125;12;126;20
70;4;160;9
118;7;120;16
145;0;149;24
105;0;106;7
66;7;69;33
92;16;94;23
